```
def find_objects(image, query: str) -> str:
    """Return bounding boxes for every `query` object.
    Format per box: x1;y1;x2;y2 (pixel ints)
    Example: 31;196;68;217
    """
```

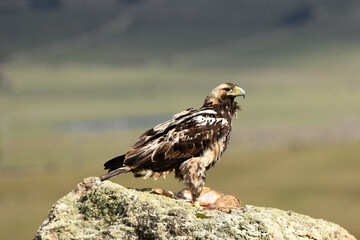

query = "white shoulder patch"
194;115;228;126
197;109;217;115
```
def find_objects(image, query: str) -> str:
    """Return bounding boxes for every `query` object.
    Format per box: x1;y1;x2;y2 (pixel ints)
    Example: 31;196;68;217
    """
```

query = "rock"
34;177;356;240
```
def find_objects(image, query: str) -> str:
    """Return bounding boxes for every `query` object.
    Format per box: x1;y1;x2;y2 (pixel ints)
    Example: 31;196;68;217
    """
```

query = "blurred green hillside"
0;1;360;239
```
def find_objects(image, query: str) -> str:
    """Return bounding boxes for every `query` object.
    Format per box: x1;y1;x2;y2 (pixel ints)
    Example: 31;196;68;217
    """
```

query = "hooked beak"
229;86;246;99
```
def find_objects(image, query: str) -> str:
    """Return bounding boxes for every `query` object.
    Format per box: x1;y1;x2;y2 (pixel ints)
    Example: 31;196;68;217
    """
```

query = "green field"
1;1;360;239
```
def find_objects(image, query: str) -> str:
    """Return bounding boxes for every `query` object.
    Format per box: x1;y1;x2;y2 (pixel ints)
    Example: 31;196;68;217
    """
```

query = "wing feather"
123;109;229;172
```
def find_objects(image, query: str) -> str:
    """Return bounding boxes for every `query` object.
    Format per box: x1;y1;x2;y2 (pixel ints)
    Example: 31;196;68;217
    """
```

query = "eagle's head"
211;83;245;99
202;83;245;116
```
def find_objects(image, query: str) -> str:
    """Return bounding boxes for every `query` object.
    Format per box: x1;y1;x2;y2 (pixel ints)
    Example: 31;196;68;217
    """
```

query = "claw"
192;201;203;210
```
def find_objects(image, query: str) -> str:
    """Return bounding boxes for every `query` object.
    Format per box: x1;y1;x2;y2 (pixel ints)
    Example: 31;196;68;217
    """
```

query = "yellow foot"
202;187;211;190
191;201;204;210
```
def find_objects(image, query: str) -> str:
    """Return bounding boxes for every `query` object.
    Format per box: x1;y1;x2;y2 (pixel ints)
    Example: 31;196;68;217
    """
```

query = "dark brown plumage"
100;83;245;202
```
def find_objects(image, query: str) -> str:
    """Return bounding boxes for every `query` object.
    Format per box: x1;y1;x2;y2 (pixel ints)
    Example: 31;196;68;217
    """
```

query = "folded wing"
123;109;230;172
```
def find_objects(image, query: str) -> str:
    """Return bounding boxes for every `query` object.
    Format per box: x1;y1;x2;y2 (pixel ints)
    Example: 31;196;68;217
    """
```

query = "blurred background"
0;0;360;239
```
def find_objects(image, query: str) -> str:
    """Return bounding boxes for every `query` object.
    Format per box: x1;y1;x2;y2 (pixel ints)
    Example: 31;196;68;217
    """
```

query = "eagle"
100;83;245;203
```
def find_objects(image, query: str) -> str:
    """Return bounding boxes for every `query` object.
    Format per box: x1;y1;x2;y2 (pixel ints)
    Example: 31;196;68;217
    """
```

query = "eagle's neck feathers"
201;95;240;119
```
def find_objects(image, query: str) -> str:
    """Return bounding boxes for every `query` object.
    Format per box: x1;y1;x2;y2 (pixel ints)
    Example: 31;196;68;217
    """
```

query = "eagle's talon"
192;201;203;210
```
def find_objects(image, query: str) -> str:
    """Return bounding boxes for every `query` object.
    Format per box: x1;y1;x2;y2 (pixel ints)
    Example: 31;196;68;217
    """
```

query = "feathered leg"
178;158;207;202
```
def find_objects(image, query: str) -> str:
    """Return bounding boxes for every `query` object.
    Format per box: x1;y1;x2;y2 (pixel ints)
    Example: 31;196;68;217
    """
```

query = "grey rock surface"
34;177;356;240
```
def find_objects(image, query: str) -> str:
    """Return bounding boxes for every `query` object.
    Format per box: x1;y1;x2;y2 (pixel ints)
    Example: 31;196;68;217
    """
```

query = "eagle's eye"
223;87;231;91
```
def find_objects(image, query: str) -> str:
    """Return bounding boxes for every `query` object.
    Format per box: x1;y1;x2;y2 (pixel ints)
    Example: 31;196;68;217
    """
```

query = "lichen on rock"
34;177;356;240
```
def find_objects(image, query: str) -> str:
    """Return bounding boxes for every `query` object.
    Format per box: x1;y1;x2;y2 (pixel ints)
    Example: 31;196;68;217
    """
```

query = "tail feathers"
100;154;130;181
104;155;125;171
100;166;131;181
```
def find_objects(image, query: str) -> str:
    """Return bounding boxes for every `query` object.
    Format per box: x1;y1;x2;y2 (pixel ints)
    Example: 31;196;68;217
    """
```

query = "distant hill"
1;0;360;66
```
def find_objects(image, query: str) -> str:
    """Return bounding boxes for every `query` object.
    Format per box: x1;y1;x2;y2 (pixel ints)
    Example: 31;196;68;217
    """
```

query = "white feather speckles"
194;115;228;126
219;118;228;125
